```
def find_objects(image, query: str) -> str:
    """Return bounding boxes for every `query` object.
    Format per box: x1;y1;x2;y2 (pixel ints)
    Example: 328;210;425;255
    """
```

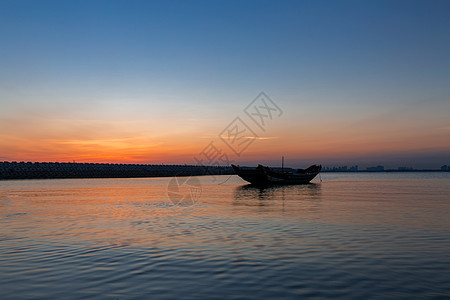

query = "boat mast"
282;156;284;173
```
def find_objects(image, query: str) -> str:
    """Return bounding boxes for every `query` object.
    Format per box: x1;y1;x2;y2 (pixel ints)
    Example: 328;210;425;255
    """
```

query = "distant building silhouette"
323;165;358;172
366;165;384;172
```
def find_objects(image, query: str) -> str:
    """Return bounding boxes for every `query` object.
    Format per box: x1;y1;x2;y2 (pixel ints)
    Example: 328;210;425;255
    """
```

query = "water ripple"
1;175;450;299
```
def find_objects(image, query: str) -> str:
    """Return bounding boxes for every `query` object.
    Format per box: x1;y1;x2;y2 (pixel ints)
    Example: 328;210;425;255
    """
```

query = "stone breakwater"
0;161;234;180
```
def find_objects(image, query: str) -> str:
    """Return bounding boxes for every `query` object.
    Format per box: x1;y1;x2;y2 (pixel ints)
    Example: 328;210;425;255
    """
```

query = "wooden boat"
231;164;321;185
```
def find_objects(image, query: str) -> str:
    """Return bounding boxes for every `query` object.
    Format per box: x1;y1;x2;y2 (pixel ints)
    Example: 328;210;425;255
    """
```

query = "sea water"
1;172;450;299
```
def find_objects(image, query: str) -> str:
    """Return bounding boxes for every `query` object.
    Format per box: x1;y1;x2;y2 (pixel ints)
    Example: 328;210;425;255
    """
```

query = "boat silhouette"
232;163;321;186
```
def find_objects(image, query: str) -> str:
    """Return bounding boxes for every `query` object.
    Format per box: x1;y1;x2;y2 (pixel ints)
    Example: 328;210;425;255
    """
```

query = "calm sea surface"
1;173;450;299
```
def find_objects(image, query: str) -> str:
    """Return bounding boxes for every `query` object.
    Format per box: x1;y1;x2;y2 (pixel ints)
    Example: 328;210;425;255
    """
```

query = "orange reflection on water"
2;174;450;253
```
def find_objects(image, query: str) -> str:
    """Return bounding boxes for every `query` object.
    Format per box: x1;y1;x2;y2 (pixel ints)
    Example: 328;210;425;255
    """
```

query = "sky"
0;0;449;169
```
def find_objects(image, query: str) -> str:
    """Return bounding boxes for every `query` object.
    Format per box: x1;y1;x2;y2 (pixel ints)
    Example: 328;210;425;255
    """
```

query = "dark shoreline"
1;161;448;180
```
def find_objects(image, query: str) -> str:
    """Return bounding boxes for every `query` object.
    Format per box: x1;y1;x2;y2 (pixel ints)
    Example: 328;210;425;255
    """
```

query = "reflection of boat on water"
234;182;321;201
233;183;322;212
231;164;321;186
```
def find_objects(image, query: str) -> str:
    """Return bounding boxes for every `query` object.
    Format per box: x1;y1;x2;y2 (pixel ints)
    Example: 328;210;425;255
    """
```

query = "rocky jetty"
0;161;233;180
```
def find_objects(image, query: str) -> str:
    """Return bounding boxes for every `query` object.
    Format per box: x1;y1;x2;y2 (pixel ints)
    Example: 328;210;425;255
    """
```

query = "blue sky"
1;0;449;168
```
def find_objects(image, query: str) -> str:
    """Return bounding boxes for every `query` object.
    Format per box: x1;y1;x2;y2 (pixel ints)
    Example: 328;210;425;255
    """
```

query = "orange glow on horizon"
2;130;448;165
0;112;449;165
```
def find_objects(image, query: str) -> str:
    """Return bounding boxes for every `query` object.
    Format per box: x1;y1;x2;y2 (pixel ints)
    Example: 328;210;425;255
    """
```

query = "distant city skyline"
1;1;449;168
